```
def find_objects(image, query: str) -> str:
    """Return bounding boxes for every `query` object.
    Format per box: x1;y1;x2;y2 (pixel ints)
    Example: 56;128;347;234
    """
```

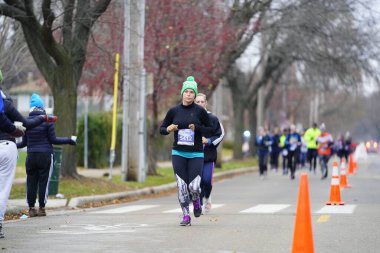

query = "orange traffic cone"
353;160;358;173
292;173;314;253
347;154;355;175
326;161;345;205
339;158;351;188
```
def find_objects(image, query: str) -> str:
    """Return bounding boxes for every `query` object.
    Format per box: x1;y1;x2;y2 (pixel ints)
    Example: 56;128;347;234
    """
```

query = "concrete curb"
67;167;256;208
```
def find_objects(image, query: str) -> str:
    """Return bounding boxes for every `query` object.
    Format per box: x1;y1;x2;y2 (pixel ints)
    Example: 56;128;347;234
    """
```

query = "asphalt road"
2;154;380;253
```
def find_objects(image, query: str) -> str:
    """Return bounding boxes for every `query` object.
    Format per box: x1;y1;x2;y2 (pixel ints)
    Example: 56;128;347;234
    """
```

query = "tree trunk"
248;104;258;157
230;86;245;159
51;68;79;178
147;90;159;175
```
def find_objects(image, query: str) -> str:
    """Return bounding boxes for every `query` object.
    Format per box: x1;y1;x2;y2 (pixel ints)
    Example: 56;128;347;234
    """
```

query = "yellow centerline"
317;215;330;223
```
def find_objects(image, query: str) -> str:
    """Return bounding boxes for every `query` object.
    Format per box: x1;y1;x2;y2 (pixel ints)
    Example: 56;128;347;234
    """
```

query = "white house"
9;79;53;115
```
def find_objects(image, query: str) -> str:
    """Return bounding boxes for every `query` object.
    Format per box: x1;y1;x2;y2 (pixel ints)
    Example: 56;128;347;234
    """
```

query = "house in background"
9;78;53;115
8;78;114;117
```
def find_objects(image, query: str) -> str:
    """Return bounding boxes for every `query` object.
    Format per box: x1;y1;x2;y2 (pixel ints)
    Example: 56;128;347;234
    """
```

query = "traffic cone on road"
339;158;351;189
348;154;355;175
292;173;314;253
353;160;358;173
326;161;345;205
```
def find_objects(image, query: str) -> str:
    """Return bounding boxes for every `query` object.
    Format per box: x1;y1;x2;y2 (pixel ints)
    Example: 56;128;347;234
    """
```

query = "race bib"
290;137;297;151
177;129;194;146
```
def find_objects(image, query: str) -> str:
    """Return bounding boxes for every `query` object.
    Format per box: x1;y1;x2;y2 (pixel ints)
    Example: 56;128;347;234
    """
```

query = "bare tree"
0;17;35;88
0;0;112;178
223;0;380;158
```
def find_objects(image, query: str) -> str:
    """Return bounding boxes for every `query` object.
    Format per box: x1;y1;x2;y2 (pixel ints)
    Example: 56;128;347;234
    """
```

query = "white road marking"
240;204;291;214
163;204;224;213
39;223;149;235
316;205;356;214
91;205;158;214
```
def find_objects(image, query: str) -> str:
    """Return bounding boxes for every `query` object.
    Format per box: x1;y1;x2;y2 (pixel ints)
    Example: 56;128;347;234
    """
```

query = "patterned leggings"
172;155;203;216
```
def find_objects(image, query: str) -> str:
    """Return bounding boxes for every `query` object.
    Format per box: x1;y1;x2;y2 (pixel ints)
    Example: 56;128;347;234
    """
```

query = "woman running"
160;76;212;226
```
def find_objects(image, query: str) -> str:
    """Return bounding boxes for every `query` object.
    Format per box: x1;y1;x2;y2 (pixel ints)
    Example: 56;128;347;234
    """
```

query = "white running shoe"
204;198;212;213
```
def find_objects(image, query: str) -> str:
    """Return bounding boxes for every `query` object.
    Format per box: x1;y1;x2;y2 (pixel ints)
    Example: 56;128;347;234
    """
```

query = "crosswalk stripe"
91;205;159;214
315;205;356;214
240;204;291;214
89;203;358;215
163;204;225;213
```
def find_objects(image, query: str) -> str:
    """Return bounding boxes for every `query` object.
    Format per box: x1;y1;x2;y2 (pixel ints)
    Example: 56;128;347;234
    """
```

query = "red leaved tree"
80;1;124;98
144;0;232;174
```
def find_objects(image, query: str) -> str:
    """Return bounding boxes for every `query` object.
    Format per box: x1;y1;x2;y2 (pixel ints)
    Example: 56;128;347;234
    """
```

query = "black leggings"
25;152;53;208
172;155;203;216
258;153;268;175
307;149;318;171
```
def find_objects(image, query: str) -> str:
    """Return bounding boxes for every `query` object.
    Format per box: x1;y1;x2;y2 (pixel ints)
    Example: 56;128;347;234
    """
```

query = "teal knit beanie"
180;76;198;96
30;93;45;108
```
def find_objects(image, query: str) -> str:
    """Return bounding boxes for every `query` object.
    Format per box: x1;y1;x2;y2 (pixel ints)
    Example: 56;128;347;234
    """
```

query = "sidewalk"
7;165;256;216
12;161;172;185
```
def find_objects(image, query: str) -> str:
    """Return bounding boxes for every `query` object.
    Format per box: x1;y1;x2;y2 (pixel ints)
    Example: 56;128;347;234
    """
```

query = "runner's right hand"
167;124;178;133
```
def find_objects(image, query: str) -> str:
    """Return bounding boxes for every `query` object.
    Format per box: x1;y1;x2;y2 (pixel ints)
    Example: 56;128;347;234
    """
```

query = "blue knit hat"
30;93;44;108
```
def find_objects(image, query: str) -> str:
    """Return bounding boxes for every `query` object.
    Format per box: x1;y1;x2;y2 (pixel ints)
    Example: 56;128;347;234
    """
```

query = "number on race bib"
177;129;195;146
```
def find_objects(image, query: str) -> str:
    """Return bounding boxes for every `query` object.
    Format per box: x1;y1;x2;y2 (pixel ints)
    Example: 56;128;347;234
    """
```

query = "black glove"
68;139;76;146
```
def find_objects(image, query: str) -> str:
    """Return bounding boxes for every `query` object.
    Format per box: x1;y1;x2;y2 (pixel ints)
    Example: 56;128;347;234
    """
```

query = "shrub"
76;112;123;168
222;140;234;150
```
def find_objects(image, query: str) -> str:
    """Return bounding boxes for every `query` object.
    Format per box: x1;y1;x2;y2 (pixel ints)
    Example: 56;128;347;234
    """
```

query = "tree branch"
63;0;75;48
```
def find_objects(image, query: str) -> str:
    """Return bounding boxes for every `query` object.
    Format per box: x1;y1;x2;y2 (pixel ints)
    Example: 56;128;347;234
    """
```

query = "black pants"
270;150;280;169
258;153;268;175
282;155;288;173
288;150;298;177
25;152;53;208
307;149;318;171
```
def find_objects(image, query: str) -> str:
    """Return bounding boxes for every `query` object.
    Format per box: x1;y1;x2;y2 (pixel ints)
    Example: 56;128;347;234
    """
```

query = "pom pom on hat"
180;76;198;96
30;93;44;108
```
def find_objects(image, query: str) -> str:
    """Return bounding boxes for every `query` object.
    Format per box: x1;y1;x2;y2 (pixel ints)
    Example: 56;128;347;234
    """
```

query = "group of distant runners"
255;122;355;181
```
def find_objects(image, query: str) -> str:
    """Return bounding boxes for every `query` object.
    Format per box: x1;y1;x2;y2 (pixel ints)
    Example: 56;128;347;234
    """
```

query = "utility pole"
127;0;146;182
309;98;314;126
121;0;130;181
84;98;88;169
314;93;319;124
138;0;147;182
257;17;267;131
213;80;224;167
257;87;264;130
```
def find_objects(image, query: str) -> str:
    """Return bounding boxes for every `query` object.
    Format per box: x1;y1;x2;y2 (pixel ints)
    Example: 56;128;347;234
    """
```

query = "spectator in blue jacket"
17;93;76;218
255;127;272;178
285;124;301;180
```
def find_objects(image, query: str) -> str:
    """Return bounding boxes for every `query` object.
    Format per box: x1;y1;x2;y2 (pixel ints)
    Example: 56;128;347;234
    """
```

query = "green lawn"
17;151;27;166
10;151;257;200
15;151;27;178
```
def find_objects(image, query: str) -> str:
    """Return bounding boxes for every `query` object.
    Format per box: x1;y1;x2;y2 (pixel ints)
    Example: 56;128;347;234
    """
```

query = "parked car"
365;140;379;153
